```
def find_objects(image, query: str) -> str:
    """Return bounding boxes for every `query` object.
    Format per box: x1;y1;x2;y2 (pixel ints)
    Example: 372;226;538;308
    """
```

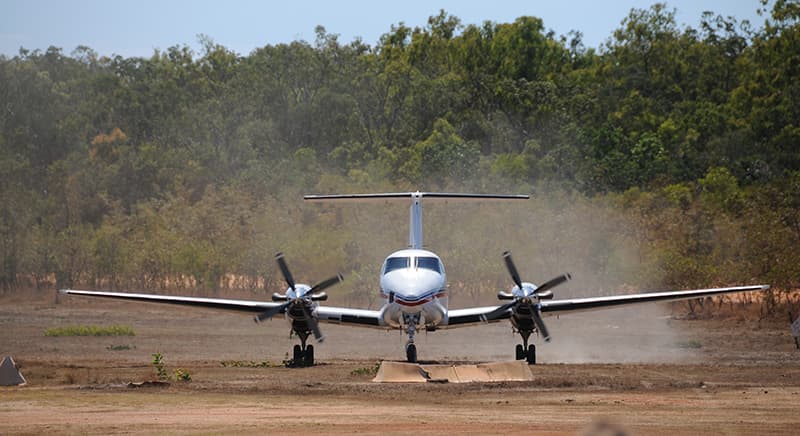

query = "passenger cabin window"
384;257;410;273
416;257;442;273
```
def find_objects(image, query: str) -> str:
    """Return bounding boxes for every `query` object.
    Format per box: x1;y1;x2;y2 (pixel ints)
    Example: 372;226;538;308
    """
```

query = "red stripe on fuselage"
389;291;447;307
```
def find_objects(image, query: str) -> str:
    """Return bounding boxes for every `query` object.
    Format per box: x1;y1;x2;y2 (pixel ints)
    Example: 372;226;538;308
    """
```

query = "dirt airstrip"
1;291;799;435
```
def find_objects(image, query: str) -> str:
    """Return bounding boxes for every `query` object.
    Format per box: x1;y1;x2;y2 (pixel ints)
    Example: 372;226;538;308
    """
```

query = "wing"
315;306;384;328
443;285;769;328
540;285;769;314
59;289;383;328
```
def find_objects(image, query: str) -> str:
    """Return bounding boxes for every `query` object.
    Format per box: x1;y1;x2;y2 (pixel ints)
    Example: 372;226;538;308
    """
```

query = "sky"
1;0;767;58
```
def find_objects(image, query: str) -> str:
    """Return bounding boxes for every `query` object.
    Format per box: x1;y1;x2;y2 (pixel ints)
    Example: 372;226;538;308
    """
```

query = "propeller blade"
481;300;518;322
309;274;343;294
254;301;291;323
532;309;551;342
275;252;296;291
300;304;324;342
503;251;523;290
536;273;572;295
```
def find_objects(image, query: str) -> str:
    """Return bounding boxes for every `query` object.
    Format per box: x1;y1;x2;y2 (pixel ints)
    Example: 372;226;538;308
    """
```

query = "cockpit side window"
384;257;410;273
416;256;442;273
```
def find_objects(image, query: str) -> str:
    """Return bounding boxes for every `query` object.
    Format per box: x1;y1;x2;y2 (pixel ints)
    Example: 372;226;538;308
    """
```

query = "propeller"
482;251;571;342
276;252;296;291
253;253;343;343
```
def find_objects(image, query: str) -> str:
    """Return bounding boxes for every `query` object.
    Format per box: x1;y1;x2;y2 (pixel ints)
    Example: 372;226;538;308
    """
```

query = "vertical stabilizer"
409;192;423;248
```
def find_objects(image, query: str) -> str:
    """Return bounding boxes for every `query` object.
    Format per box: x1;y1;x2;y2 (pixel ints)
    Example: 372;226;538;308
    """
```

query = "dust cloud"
305;185;697;364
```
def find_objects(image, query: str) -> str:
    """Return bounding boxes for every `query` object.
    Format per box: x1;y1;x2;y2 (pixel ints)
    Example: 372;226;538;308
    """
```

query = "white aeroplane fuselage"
378;248;448;328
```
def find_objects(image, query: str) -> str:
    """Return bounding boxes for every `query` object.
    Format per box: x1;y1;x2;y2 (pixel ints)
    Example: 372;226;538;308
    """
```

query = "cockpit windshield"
383;256;443;274
416;257;442;273
384;257;410;273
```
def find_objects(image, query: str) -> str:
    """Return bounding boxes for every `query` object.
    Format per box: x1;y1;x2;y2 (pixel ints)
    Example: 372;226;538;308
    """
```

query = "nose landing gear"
403;313;420;363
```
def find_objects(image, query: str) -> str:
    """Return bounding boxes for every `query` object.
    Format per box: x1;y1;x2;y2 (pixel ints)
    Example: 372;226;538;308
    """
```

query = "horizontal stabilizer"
304;192;529;202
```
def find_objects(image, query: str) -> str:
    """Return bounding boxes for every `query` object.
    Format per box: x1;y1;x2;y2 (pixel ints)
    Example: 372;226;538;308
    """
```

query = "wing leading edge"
59;289;384;328
444;284;770;328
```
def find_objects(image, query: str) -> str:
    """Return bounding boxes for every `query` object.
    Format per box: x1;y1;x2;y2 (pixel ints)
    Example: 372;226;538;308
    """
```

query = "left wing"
444;284;769;328
59;289;383;328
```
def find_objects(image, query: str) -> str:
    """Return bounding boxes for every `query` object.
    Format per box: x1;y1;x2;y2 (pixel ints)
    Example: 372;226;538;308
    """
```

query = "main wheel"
292;344;302;363
515;344;524;360
304;345;314;367
526;344;536;365
406;343;417;363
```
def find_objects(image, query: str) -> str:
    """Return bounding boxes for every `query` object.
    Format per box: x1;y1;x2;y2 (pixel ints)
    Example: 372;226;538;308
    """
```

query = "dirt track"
2;292;799;434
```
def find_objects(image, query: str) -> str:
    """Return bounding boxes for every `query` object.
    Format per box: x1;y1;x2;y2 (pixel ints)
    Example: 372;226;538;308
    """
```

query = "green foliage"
152;352;168;381
699;167;743;213
675;339;703;349
151;352;192;381
1;4;798;300
350;361;381;376
173;368;192;382
45;325;135;337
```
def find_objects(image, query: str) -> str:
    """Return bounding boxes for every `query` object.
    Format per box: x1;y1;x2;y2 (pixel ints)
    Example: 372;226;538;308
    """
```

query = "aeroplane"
62;192;769;365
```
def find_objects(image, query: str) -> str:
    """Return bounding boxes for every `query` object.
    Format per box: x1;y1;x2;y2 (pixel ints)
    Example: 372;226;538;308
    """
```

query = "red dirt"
1;292;799;435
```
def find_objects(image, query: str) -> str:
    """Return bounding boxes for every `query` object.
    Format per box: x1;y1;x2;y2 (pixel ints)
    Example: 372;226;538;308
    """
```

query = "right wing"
443;284;769;328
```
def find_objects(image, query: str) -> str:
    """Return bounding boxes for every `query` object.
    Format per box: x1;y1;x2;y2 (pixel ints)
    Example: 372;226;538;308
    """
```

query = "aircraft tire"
305;345;314;366
526;344;536;365
293;344;302;363
406;343;417;363
515;344;524;360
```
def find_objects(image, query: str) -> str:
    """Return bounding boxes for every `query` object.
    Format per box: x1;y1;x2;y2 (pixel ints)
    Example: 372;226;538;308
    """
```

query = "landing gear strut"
404;313;420;363
516;330;536;364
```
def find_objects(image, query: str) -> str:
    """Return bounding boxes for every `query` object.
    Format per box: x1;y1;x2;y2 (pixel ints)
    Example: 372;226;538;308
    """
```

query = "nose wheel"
406;343;417;363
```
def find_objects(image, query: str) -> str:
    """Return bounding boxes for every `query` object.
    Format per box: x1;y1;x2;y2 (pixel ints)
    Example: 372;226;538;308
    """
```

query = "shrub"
45;325;135;336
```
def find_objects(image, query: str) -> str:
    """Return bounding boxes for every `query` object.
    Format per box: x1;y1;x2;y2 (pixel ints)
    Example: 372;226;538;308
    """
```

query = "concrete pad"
478;361;536;381
372;361;431;382
372;360;533;383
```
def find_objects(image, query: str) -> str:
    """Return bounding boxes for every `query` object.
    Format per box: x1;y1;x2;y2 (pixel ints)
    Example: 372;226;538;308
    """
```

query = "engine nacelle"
497;290;516;300
272;293;287;302
310;292;328;301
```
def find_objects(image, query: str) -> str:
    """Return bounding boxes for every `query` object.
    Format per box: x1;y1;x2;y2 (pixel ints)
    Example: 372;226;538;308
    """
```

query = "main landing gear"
516;330;536;364
292;344;314;366
289;331;315;367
